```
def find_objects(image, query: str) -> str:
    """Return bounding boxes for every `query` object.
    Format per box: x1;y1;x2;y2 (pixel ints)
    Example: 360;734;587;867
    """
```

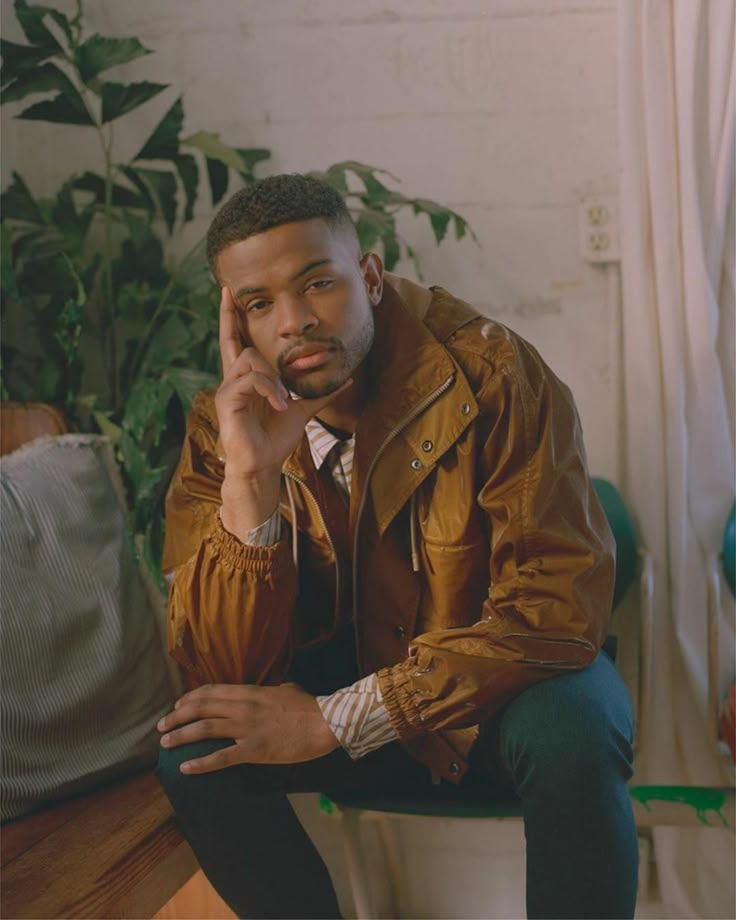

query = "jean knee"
501;656;635;790
157;739;234;798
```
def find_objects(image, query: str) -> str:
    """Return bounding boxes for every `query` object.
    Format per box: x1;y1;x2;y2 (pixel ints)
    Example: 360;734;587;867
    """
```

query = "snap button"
395;625;406;639
410;458;422;471
449;761;460;776
461;403;471;416
421;439;433;452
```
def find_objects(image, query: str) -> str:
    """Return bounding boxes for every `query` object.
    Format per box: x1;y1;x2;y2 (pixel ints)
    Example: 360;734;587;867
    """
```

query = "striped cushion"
0;435;176;821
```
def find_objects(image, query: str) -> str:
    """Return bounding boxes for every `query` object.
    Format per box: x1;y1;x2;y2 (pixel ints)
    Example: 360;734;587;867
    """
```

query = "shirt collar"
304;417;354;471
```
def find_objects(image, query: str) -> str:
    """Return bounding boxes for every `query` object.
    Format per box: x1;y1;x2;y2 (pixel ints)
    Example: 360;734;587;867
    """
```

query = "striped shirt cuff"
227;506;283;547
316;673;399;760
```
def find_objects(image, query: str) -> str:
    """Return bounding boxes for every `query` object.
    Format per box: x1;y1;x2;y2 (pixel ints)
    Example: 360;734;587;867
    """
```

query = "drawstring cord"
410;492;421;572
285;476;299;581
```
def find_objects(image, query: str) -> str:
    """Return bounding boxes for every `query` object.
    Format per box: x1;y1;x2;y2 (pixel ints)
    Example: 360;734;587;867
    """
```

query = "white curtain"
617;1;735;916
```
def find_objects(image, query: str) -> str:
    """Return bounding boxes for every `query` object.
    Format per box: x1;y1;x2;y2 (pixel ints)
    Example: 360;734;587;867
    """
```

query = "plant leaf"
75;34;152;84
36;360;60;401
1;61;79;105
335;160;401;186
51;179;94;252
141;314;194;374
142;515;167;595
360;172;394;205
100;80;168;123
44;8;73;44
119;431;167;513
205;156;228;205
0;39;56;88
354;208;395;253
14;0;62;51
93;410;123;445
234;147;270;183
134;95;183;161
16;88;94;125
167;367;217;413
11;228;64;266
412;198;453;244
117;164;155;214
383;233;400;271
123;375;175;445
115;213;165;288
182;130;245;172
174;154;198;221
133;167;178;232
453;213;473;242
316;166;347;194
72;170;150;209
1;171;44;222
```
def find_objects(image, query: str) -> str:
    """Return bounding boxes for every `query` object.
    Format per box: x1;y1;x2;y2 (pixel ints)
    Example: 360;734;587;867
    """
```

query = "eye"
246;299;271;314
306;278;334;292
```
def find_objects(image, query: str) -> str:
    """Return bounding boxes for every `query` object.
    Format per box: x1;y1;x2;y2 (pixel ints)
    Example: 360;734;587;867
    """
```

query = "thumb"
295;378;354;420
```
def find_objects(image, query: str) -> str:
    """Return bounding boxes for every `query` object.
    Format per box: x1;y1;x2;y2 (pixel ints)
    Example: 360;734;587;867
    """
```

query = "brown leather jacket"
163;274;614;782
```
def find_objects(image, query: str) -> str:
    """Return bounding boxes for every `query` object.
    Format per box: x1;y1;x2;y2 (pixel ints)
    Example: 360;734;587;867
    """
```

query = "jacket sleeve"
377;334;616;739
162;392;297;685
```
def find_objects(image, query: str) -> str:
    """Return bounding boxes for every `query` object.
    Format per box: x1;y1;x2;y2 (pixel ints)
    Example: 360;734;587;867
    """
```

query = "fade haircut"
206;173;359;276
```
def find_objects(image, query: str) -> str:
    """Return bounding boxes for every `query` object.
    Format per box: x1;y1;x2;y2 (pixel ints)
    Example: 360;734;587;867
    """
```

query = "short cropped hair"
206;173;358;274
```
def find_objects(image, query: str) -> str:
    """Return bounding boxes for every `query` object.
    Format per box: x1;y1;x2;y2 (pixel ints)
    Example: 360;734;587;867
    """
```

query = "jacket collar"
283;275;480;536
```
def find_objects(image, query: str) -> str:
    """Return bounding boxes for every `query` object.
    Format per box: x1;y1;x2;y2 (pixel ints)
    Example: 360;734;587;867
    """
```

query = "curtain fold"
617;1;735;916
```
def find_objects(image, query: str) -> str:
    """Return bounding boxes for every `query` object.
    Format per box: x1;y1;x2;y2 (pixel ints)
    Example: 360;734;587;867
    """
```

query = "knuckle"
190;701;207;719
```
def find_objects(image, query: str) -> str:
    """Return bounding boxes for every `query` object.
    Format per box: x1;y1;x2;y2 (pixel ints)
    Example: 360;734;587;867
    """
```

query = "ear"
360;252;384;306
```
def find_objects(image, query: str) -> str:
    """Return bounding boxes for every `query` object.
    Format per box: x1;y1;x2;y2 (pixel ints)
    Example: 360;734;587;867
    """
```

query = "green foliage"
313;162;475;272
1;0;471;588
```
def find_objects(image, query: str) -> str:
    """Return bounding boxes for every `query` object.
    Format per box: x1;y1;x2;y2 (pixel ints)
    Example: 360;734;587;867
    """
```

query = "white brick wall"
1;0;620;481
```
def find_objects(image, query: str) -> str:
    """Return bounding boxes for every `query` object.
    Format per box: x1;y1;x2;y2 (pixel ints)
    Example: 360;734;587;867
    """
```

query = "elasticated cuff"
376;661;428;741
208;514;292;576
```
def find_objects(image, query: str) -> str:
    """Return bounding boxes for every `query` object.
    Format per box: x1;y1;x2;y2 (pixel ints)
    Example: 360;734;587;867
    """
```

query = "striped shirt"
242;417;398;760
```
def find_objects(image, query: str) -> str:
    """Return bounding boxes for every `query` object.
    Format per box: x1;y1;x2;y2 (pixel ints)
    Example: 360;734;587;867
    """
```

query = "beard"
277;313;375;400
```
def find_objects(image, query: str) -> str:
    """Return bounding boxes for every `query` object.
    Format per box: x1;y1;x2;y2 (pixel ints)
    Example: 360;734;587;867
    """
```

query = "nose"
277;294;318;338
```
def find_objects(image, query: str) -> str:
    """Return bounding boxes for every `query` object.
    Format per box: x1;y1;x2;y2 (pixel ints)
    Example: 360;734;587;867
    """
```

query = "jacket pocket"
419;540;490;631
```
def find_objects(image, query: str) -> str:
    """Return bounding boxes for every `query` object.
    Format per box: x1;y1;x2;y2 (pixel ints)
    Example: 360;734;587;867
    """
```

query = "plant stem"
101;127;118;408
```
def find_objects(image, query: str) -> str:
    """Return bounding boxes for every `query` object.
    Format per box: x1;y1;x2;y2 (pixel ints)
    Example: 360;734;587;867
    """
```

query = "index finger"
219;286;242;375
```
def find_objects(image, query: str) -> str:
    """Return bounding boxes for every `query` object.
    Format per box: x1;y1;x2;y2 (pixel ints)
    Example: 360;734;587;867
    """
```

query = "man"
157;173;638;919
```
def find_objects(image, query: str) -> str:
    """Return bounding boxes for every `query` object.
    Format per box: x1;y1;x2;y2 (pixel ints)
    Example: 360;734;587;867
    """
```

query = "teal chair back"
592;477;638;611
723;502;735;598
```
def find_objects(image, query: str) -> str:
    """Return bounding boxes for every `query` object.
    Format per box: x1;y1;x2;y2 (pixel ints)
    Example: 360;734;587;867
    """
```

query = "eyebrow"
235;258;333;298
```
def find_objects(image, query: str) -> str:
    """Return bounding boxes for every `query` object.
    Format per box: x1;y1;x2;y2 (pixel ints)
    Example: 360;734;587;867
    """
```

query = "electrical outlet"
578;194;620;263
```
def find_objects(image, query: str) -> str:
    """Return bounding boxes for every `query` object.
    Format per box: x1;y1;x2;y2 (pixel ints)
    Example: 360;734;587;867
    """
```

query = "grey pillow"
0;434;177;821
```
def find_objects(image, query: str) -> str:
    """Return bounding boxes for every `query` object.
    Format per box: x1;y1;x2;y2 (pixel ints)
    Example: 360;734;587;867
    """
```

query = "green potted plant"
1;0;471;586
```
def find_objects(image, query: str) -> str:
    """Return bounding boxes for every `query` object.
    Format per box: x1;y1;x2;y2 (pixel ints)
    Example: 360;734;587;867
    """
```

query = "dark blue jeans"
158;653;638;919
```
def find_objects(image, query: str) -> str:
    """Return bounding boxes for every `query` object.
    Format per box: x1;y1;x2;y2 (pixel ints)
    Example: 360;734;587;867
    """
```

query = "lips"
285;344;332;371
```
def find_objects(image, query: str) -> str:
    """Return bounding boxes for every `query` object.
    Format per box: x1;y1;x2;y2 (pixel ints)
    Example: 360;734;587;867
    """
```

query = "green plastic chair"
321;477;646;918
707;501;736;749
722;502;735;598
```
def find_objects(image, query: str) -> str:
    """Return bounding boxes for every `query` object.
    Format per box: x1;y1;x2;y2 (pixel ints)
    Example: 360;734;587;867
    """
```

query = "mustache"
277;335;342;370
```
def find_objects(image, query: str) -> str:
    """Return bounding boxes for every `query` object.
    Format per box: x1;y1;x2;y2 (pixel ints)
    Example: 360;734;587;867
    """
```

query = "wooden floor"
154;870;236;920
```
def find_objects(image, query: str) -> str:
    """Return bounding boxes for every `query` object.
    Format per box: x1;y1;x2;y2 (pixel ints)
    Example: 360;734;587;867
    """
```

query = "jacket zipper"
282;471;341;630
351;373;455;667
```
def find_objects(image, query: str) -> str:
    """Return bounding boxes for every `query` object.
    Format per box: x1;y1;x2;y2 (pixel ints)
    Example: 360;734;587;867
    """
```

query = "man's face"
215;219;382;399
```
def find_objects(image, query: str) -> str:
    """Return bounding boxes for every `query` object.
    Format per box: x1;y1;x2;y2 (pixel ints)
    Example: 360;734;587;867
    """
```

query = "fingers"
219;339;289;410
218;369;288;413
177;743;250;774
176;683;262;708
158;687;260;733
159;716;232;750
219;286;243;375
